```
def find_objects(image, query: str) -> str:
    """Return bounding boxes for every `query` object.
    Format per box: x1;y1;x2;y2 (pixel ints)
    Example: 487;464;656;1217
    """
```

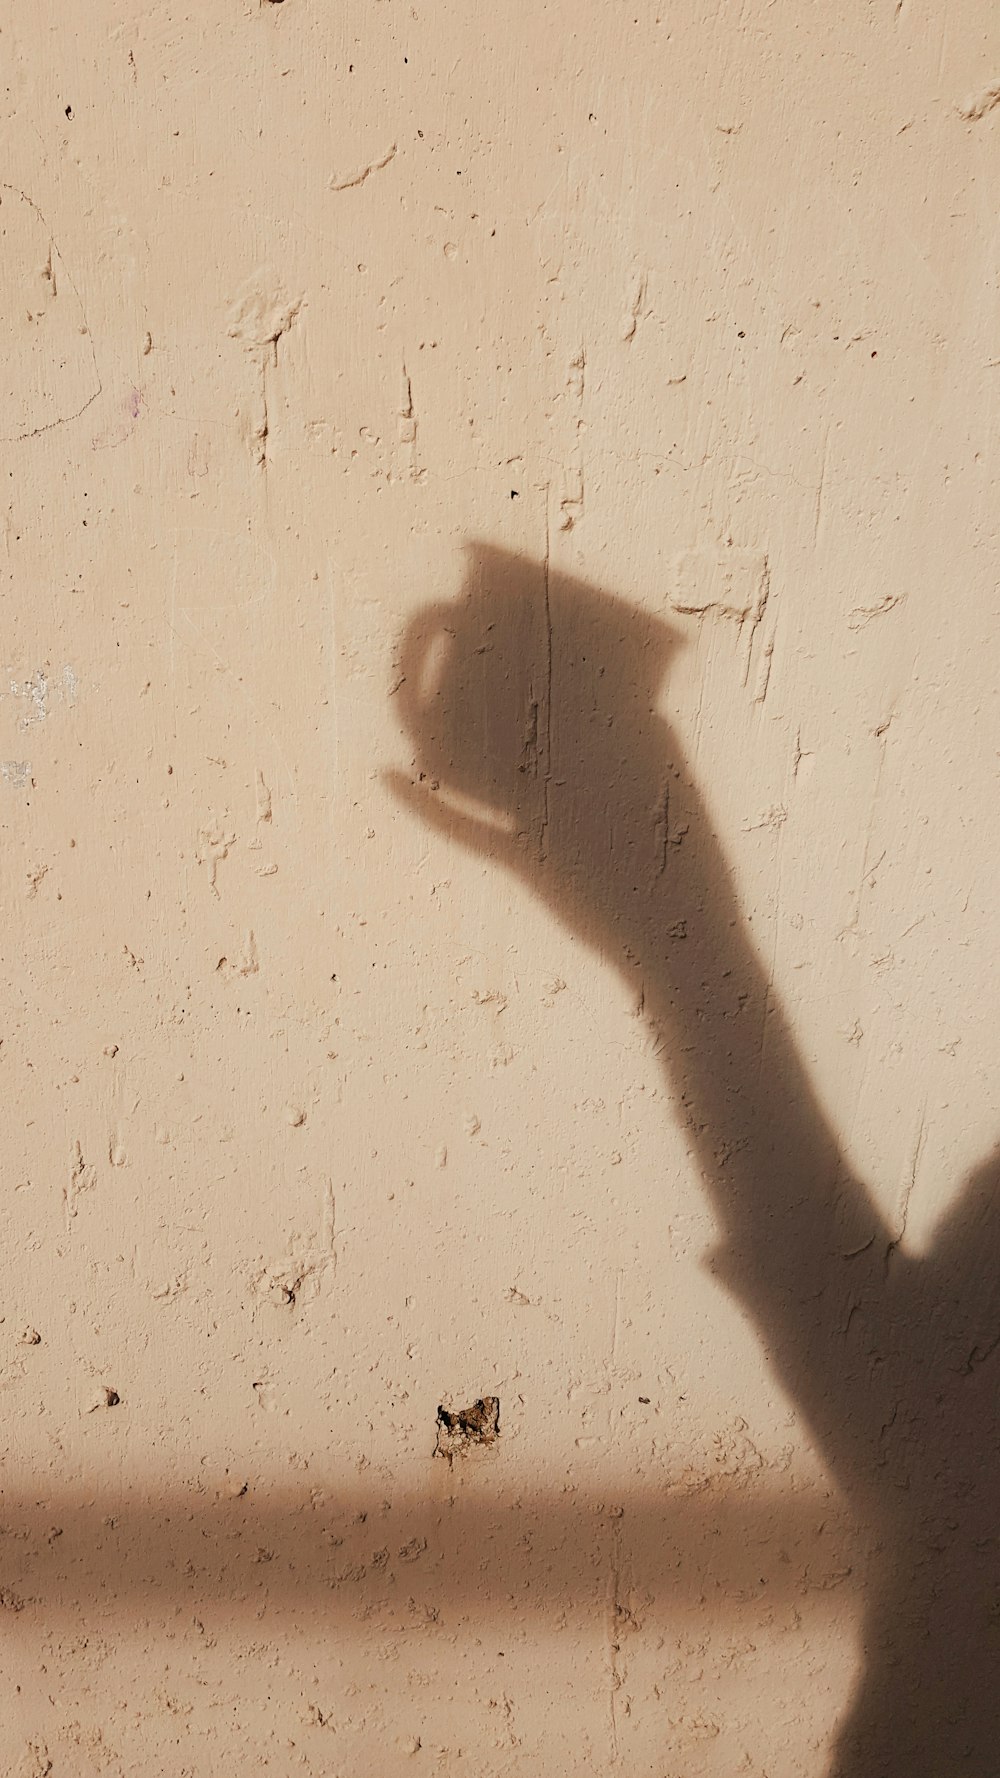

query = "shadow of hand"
388;543;685;965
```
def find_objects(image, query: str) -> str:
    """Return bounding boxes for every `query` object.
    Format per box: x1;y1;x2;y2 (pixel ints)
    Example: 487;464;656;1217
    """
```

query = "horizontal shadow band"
0;1477;860;1627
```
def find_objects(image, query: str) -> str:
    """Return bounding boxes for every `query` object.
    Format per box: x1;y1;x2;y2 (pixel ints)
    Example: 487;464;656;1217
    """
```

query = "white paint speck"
5;664;77;728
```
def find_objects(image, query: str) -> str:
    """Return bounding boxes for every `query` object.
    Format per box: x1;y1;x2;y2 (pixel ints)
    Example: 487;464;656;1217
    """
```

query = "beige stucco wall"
2;3;999;1772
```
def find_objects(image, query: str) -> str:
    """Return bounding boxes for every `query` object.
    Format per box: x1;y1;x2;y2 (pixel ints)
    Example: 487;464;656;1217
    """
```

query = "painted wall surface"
1;3;999;1773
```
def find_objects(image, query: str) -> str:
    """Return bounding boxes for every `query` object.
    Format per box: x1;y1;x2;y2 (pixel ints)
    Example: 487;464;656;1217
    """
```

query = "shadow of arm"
392;546;890;1464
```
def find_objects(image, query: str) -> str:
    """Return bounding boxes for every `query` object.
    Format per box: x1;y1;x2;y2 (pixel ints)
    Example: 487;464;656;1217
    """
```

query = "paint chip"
435;1396;500;1459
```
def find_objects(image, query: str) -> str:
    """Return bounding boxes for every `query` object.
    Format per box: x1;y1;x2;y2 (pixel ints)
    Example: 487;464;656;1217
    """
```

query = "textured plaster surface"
1;2;999;1772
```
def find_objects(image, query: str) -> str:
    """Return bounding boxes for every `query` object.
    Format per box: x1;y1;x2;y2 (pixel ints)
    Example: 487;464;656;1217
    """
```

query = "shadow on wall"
390;544;1000;1777
0;1479;855;1624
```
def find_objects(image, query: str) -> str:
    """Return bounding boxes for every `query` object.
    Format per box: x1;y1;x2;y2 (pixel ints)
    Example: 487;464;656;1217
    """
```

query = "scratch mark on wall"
813;427;829;551
227;281;302;468
885;1105;926;1271
654;784;670;873
330;143;397;192
848;593;902;631
255;359;270;469
65;1140;97;1224
742;555;771;687
558;464;584;532
398;363;416;445
0;185;102;443
752;635;774;705
793;729;815;783
620;271;648;343
395;360;423;480
611;1268;624;1365
558;349;586;529
196;814;236;896
248;768;272;848
539;503;553;859
605;1505;630;1765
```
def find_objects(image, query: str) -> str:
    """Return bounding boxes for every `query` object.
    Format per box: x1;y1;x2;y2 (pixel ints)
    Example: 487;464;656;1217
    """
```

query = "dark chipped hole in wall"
435;1396;499;1459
